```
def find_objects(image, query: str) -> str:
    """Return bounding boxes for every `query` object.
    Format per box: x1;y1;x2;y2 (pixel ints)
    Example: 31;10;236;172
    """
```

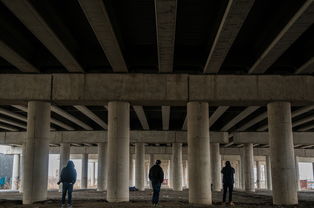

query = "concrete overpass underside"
0;0;313;207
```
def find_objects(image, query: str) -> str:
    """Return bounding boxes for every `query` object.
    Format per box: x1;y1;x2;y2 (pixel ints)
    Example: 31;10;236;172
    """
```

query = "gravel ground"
0;189;313;207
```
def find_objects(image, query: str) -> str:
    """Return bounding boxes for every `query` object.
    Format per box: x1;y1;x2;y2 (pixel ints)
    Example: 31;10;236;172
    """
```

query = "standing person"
57;161;77;208
149;160;164;206
221;161;235;206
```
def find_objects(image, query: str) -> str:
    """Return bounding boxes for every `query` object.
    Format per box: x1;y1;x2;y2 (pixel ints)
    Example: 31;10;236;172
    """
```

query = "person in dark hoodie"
57;160;77;208
149;160;164;206
221;161;235;205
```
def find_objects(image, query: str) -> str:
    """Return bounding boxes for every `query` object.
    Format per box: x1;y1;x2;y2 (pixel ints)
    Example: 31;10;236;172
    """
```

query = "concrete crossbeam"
74;105;107;129
221;106;259;131
248;0;314;74
155;0;177;72
233;132;314;145
1;0;84;72
209;106;229;128
133;106;149;130
295;57;314;74
0;130;229;145
0;41;39;73
0;74;314;105
78;0;128;72
204;0;254;73
237;112;267;131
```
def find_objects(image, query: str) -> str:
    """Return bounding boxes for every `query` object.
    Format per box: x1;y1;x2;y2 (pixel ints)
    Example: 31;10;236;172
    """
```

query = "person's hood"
66;160;75;168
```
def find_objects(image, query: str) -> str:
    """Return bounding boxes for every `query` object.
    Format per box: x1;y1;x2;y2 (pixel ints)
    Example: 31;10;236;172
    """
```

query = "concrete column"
244;144;255;192
91;162;95;186
268;102;298;205
240;151;245;190
23;101;50;204
135;143;145;191
81;154;88;189
312;163;314;180
182;160;186;188
19;144;25;193
97;143;107;191
11;154;20;190
129;155;134;187
149;154;155;168
266;156;272;190
187;102;211;205
172;143;183;191
59;143;70;191
185;160;189;188
167;160;171;188
107;102;129;202
295;157;300;191
256;161;261;189
210;143;221;191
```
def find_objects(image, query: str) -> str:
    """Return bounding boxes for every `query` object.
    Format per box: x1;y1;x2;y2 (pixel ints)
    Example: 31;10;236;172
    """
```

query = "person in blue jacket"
57;160;77;208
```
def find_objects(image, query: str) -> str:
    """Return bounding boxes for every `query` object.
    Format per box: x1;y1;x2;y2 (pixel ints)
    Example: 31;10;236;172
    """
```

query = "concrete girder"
162;106;170;130
204;0;254;73
295;57;314;74
133;106;149;130
73;105;107;129
78;0;128;72
1;0;84;73
209;106;229;128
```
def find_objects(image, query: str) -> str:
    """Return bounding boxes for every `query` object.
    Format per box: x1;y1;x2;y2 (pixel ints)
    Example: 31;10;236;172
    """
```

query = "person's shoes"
67;204;72;208
229;201;235;206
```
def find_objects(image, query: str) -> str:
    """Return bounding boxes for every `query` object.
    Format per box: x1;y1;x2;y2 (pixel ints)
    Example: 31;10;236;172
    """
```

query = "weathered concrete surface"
0;74;313;105
233;132;314;145
0;130;229;144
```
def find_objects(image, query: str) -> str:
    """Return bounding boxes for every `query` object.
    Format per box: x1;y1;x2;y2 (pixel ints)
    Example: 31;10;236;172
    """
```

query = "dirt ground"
0;189;313;208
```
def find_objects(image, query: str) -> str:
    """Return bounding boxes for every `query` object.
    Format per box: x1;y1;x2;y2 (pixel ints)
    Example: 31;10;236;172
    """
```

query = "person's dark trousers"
62;182;74;205
222;184;233;203
151;181;161;205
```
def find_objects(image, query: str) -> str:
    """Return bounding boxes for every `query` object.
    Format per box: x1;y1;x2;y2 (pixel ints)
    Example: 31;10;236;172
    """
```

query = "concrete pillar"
256;161;261;189
135;143;145;191
107;102;129;202
11;154;20;190
19;144;25;193
295;156;300;191
266;156;272;190
244;144;255;192
187;102;211;205
172;143;183;191
91;162;95;186
182;160;186;188
312;163;314;180
59;143;70;191
167;160;172;188
81;154;88;189
149;154;155;168
23;101;50;204
97;143;107;191
185;160;189;188
210;143;221;191
268;102;298;205
240;151;245;190
129;155;134;187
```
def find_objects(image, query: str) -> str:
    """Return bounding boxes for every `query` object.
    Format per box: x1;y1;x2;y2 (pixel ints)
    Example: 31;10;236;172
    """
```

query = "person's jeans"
151;181;161;204
222;184;233;203
62;182;73;205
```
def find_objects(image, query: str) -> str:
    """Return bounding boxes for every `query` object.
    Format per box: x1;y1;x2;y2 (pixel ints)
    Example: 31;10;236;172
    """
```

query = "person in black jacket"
149;160;164;206
221;161;235;205
57;160;77;208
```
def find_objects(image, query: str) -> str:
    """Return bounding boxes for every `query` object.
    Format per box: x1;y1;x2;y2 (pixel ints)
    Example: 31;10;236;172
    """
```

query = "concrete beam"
204;0;254;73
0;40;39;73
293;115;314;128
221;106;259;131
73;105;107;129
0;130;228;145
1;0;83;72
295;57;314;74
12;105;75;131
155;0;177;72
162;106;170;130
237;112;267;131
248;0;314;74
0;124;19;131
181;116;187;130
51;106;93;130
233;132;314;145
78;0;128;72
298;124;314;131
0;74;314;105
0;117;26;129
133;106;149;130
209;106;229;128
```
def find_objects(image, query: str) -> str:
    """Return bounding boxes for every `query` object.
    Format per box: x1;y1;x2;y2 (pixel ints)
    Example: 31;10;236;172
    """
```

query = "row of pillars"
18;101;299;205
